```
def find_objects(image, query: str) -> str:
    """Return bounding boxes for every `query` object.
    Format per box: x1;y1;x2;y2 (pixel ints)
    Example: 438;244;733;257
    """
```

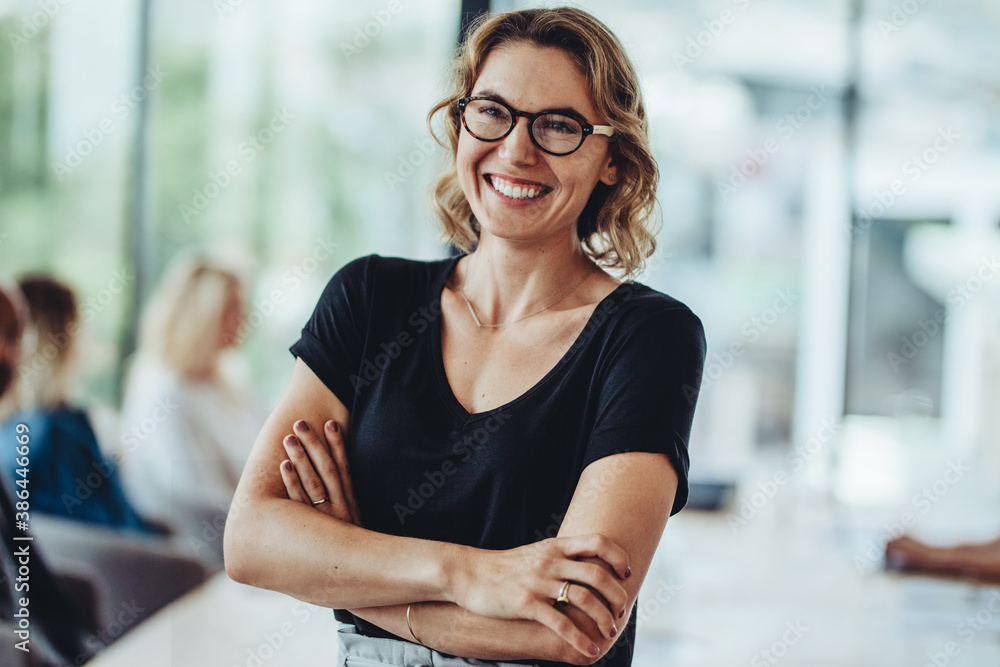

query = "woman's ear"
598;157;618;186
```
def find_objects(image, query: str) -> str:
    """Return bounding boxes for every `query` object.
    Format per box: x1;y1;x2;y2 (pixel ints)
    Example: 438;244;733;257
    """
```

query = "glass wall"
0;0;461;410
504;0;1000;493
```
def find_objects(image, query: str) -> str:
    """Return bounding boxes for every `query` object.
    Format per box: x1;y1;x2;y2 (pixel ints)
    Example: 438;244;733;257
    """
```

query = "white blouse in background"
118;359;266;549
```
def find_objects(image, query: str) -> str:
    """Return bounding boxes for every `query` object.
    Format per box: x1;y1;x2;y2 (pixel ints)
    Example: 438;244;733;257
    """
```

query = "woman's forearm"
345;554;626;665
225;495;470;609
227;496;607;663
346;602;576;664
225;367;476;610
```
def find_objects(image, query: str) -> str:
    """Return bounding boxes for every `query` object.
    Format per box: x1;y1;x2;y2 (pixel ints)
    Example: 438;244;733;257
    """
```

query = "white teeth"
489;176;545;200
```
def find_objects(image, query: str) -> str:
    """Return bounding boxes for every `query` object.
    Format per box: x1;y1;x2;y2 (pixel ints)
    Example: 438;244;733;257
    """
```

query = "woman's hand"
279;419;362;526
277;417;625;659
451;534;631;660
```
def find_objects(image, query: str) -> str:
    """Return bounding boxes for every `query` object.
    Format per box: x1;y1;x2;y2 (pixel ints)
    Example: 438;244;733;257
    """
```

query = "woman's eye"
539;118;577;134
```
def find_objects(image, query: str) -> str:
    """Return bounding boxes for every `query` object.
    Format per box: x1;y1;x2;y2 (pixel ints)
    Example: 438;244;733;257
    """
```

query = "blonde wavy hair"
133;249;246;380
426;7;660;280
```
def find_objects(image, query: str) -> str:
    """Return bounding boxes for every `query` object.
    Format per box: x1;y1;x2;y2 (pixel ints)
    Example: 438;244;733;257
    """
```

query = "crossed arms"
224;359;679;665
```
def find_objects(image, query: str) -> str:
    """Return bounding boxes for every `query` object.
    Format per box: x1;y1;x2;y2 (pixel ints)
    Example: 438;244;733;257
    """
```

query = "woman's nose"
499;116;538;164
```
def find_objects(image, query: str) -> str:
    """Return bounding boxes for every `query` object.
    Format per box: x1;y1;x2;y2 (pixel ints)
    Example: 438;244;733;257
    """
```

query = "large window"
0;0;461;406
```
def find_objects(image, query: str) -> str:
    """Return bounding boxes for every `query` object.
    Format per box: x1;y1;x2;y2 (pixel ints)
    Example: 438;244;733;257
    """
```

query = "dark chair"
31;513;210;639
1;471;211;665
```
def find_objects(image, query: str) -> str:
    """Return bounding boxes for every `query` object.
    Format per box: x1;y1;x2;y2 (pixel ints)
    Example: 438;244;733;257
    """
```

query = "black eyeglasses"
457;96;616;156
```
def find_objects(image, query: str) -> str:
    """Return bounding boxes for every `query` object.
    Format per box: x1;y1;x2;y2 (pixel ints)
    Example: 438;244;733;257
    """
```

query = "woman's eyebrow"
472;89;586;119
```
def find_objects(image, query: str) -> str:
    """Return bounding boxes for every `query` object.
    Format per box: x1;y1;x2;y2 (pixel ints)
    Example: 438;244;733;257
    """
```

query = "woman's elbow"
223;534;251;585
222;493;266;585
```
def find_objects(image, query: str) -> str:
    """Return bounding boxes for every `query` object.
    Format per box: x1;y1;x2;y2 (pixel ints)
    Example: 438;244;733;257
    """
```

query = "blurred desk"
88;443;1000;667
632;446;1000;667
88;572;339;666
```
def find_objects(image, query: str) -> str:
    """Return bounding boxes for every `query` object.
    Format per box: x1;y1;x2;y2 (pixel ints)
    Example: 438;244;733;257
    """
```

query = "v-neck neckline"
429;253;631;424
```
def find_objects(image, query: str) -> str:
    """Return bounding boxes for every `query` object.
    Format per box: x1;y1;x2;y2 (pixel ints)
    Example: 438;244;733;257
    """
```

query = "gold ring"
312;498;328;505
555;581;571;606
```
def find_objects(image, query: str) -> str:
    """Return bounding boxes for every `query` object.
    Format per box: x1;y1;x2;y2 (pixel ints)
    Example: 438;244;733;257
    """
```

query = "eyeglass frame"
456;96;616;156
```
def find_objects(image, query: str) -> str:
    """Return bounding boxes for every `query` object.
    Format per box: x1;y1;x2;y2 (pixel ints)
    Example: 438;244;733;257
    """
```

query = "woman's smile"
483;173;553;204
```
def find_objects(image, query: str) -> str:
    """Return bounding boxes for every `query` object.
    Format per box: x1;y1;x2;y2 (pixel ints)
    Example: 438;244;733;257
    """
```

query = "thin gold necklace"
459;260;596;328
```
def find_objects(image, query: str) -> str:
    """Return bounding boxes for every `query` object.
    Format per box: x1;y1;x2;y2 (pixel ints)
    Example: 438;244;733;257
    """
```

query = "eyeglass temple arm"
591;125;616;139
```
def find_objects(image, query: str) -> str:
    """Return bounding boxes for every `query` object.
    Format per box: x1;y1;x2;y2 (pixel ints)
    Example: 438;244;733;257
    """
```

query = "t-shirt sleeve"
288;254;376;410
581;303;706;516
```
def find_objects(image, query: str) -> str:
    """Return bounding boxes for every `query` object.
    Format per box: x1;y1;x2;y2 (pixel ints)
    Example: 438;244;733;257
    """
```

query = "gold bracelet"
406;603;423;645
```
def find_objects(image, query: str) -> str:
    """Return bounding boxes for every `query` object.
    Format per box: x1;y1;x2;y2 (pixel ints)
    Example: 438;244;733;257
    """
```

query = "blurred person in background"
0;276;162;534
0;281;23;402
886;534;1000;583
119;249;265;561
1;280;93;664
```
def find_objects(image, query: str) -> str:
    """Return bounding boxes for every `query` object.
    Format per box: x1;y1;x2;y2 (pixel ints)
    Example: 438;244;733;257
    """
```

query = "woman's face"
456;42;617;244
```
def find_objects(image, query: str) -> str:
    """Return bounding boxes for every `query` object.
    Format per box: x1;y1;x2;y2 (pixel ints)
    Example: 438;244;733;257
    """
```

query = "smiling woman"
429;9;659;277
224;7;706;667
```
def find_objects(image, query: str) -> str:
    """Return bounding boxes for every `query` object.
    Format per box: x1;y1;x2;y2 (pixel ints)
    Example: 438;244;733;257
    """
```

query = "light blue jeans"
336;623;540;667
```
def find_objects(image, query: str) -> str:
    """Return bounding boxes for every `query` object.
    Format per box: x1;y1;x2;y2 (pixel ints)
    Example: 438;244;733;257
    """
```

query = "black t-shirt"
289;253;706;667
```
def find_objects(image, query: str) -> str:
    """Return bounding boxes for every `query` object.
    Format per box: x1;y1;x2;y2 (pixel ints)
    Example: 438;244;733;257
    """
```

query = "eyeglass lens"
463;99;584;155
